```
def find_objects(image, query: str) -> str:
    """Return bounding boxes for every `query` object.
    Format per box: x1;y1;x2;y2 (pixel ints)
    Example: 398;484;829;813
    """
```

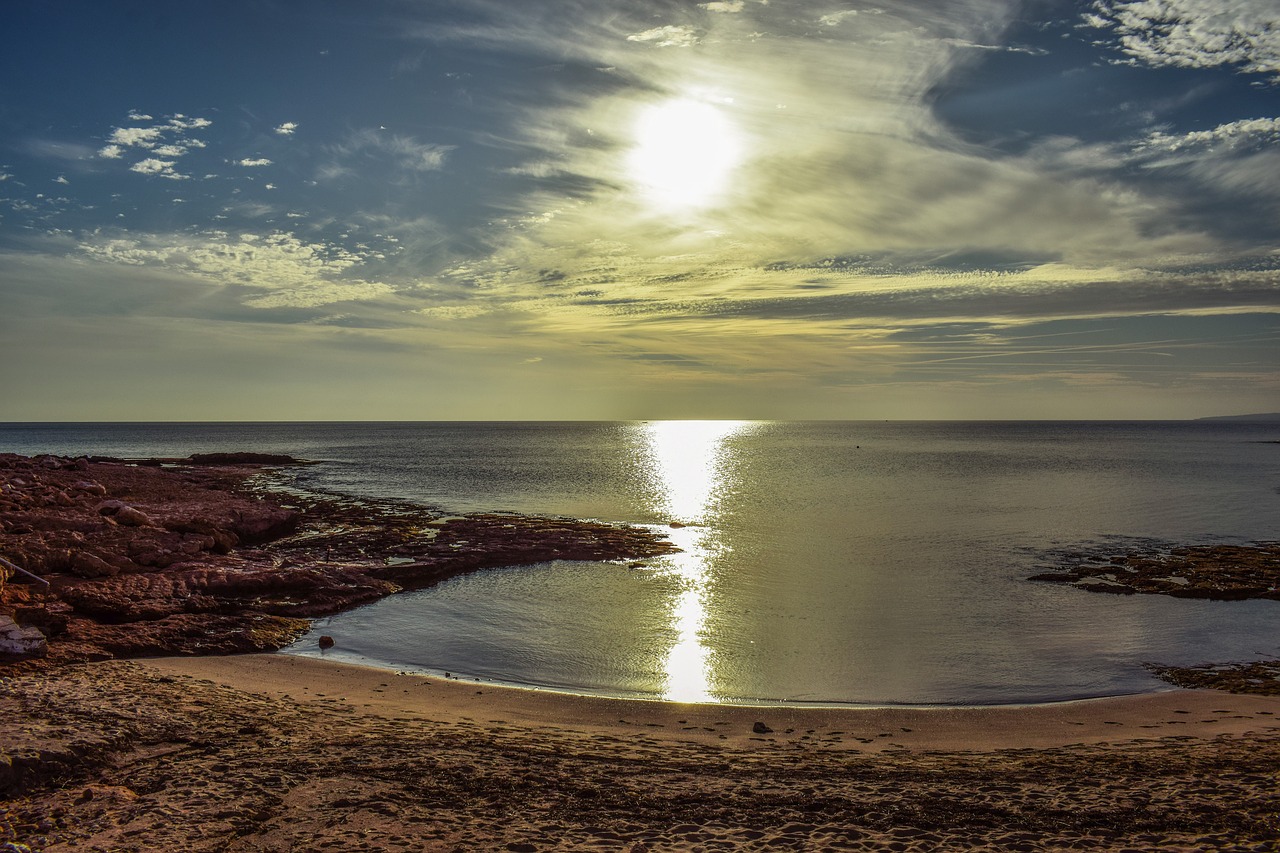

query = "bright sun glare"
627;98;742;210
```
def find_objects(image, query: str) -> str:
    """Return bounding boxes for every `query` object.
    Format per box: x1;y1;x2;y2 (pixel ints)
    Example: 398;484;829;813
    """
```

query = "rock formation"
0;453;678;669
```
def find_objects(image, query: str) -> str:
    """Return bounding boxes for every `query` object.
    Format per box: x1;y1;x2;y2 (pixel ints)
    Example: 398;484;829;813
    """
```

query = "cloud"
274;122;299;136
701;1;744;12
626;26;701;48
818;10;858;27
129;158;187;180
1137;116;1280;155
95;112;214;180
104;114;213;152
24;140;97;161
238;157;274;167
325;129;453;176
109;126;164;148
1088;0;1280;77
76;230;396;308
167;115;213;131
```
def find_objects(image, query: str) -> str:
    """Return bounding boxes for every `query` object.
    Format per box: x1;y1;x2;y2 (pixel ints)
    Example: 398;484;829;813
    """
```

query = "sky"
1;0;1278;421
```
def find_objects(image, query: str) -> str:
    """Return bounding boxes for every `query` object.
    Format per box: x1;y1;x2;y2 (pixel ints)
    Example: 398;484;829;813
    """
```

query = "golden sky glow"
1;1;1278;420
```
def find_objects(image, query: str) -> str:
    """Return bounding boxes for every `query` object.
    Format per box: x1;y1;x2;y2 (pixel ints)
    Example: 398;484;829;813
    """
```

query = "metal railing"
0;555;50;586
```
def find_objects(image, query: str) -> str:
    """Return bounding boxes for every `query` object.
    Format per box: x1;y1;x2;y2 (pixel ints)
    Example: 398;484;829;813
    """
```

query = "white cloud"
275;122;299;136
238;157;274;167
168;115;213;130
109;126;163;148
818;10;858;27
701;1;744;12
101;113;213;177
626;26;701;48
129;158;187;180
1138;116;1280;154
77;230;394;308
1088;0;1280;77
54;175;69;185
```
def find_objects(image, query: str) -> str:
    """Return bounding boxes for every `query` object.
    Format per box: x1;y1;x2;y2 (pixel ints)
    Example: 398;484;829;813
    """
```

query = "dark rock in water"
1150;660;1280;696
318;635;335;649
186;453;303;466
752;721;773;734
1028;542;1280;601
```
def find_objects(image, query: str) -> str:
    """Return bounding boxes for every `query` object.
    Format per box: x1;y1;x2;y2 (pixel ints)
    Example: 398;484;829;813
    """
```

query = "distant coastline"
1196;412;1280;422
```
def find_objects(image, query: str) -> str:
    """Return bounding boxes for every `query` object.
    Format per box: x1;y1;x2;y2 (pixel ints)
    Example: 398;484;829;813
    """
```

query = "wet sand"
143;653;1280;753
4;654;1279;851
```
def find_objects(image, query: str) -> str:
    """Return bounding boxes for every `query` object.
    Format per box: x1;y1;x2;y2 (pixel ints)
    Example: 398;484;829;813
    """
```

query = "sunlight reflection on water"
639;420;754;703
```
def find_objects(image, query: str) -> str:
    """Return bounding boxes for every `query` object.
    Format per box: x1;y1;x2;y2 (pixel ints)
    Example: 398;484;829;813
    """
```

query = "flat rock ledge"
1028;542;1280;600
0;453;678;669
1148;660;1280;697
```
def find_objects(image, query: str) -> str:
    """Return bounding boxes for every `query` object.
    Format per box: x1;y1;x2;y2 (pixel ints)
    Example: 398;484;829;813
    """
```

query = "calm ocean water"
4;420;1278;705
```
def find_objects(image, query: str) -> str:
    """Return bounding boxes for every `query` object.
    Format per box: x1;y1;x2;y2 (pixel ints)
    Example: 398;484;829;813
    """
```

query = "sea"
3;420;1277;706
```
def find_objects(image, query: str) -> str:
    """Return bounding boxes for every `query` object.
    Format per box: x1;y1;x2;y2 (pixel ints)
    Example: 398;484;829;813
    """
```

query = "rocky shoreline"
0;453;677;669
1029;541;1280;696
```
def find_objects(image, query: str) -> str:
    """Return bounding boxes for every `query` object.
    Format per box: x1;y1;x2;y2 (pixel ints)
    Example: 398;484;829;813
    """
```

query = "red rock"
71;553;118;579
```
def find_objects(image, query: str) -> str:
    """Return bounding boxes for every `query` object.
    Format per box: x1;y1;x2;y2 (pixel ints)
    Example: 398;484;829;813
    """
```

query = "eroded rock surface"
1029;542;1280;600
0;453;677;668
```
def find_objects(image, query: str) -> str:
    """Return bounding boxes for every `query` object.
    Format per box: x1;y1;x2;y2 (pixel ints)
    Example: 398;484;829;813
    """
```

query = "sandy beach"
3;453;1280;850
4;653;1280;851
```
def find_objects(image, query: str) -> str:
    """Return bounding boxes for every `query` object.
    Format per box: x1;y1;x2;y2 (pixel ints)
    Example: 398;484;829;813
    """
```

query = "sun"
626;97;743;210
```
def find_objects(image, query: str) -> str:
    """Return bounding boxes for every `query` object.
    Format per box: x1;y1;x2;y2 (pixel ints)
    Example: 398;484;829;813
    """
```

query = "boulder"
113;506;154;527
71;552;119;579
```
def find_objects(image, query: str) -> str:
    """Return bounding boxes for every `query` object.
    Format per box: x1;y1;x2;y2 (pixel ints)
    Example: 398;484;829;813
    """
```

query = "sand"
4;654;1280;851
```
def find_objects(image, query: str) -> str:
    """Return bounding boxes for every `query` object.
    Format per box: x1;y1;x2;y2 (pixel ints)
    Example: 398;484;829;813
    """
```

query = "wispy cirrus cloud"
321;128;453;180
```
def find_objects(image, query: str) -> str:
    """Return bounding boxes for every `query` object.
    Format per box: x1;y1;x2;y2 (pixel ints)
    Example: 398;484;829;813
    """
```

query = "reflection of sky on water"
637;420;752;703
263;421;1280;705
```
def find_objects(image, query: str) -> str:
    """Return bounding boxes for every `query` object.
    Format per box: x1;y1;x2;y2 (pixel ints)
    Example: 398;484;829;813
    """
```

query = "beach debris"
752;721;773;734
318;635;335;649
